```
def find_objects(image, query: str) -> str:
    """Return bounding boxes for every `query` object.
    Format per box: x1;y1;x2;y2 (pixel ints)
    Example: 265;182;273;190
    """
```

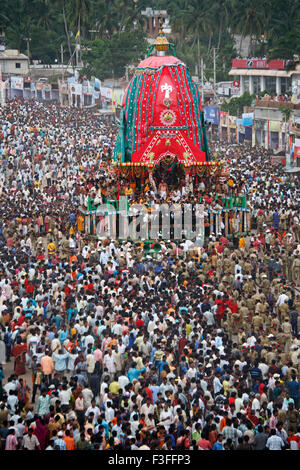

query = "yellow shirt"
109;381;120;395
47;242;55;254
185;323;192;337
239;238;245;249
223;379;230;396
77;215;84;232
70;327;77;337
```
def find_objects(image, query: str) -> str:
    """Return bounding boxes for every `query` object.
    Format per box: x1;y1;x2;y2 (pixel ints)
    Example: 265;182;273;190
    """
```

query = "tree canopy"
0;0;299;80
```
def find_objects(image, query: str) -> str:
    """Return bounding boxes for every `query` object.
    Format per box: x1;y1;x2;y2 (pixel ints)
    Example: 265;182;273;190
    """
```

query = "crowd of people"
0;99;300;451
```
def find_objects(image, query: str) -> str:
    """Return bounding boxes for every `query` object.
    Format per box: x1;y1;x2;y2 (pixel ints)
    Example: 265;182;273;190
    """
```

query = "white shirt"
105;407;114;423
103;354;116;373
204;311;215;325
82;388;93;408
276;294;289;307
251;397;260;416
22;433;40;450
85;405;101;423
213;376;223;395
159;409;172;432
266;435;285;450
59;389;71;405
258;362;269;379
118;375;129;390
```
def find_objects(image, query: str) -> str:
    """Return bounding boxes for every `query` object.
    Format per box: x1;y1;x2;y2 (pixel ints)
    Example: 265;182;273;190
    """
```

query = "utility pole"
23;37;31;62
201;58;204;103
0;68;4;106
197;35;201;87
61;44;64;81
79;14;82;66
75;17;79;68
112;69;115;118
213;47;216;94
75;44;79;68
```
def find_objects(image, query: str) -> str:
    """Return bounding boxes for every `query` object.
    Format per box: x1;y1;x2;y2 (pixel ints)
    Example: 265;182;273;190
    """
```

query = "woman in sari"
12;337;27;375
34;418;48;450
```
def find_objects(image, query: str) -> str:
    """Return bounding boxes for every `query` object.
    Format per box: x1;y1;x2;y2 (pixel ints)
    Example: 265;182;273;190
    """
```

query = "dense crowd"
0;99;300;451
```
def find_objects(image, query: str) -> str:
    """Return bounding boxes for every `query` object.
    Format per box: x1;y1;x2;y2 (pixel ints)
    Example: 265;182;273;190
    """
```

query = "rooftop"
230;59;300;77
255;100;300;110
0;49;28;60
232;58;286;70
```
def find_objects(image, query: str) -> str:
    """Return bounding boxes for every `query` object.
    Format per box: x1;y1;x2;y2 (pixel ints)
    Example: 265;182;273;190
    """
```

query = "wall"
0;59;29;76
254;107;282;121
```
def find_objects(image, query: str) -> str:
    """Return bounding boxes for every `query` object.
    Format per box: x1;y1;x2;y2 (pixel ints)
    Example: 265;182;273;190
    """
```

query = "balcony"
254;100;300;110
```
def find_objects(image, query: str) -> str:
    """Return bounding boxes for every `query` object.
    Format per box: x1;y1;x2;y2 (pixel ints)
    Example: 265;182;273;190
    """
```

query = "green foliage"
221;91;255;117
81;30;147;81
279;105;292;122
0;0;300;79
266;0;300;60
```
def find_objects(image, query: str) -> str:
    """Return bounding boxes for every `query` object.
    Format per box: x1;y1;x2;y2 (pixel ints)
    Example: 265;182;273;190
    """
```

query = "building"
0;49;29;79
141;8;170;38
229;59;300;153
58;78;101;109
228;59;296;96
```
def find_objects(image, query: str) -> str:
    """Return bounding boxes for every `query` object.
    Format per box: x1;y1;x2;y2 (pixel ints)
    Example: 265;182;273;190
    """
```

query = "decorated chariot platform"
113;30;218;182
80;31;250;242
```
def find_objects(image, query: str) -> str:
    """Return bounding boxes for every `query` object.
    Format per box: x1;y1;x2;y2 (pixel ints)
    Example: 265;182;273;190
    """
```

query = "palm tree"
210;0;233;51
168;0;189;48
66;0;93;39
230;0;266;55
54;0;73;64
266;0;300;59
0;0;9;32
4;0;32;52
93;0;132;39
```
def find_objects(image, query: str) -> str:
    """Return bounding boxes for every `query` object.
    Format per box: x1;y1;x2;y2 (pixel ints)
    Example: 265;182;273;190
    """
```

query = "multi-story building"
229;59;300;154
229;58;294;96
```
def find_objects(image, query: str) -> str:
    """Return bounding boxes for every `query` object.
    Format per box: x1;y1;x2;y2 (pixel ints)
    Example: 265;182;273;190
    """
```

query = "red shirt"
87;283;94;292
179;337;187;355
225;299;238;313
26;283;34;294
64;286;71;297
197;438;212;450
17;315;26;326
145;387;153;404
216;244;224;254
288;435;300;450
136;319;144;329
215;299;225;320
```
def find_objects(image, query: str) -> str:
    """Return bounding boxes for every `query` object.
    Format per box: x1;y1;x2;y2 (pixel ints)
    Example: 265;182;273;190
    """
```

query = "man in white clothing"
103;349;116;380
85;399;101;424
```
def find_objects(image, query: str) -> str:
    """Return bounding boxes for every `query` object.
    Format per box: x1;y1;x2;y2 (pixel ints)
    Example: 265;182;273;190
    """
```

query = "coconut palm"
66;0;93;38
266;0;300;59
210;0;233;50
230;0;266;55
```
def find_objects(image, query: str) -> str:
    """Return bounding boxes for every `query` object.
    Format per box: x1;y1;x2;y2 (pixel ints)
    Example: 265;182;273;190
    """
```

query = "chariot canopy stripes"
113;30;211;170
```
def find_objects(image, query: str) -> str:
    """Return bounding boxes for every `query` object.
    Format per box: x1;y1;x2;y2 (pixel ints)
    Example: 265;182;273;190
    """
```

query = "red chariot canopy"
114;53;210;167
